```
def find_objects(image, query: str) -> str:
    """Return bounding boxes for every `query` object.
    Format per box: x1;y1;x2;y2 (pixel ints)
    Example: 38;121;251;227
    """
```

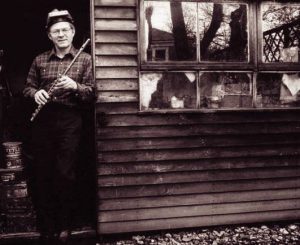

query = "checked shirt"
23;46;94;107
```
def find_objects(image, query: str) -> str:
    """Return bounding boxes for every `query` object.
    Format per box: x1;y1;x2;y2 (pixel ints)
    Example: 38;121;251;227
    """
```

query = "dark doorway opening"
0;0;96;233
0;0;91;96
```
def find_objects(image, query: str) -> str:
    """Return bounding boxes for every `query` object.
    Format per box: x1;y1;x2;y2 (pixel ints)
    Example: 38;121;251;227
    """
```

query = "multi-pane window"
139;0;300;111
261;2;300;63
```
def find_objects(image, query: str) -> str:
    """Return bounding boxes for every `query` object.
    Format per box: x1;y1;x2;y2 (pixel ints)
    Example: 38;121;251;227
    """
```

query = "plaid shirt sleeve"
23;57;39;99
24;50;95;106
75;53;94;102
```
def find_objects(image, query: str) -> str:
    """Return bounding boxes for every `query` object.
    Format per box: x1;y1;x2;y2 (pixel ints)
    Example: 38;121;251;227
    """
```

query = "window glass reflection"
140;72;197;110
199;3;249;62
144;1;197;61
257;73;300;107
262;3;300;63
200;72;252;109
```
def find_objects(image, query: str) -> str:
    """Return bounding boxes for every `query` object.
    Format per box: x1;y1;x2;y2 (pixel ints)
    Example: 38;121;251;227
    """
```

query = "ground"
1;222;299;244
98;222;300;245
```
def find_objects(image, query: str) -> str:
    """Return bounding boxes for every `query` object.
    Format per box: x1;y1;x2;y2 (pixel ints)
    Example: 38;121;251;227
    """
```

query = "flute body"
30;39;90;122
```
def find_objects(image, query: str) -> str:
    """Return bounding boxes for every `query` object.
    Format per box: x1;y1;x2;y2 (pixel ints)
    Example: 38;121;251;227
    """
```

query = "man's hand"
53;75;77;92
34;89;50;105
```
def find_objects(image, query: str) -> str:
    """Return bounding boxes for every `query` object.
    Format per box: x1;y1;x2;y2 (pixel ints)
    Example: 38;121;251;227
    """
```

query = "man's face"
48;22;75;50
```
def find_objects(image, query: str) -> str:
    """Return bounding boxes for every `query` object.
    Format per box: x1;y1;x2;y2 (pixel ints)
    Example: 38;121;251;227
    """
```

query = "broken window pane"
262;3;300;63
256;73;300;107
199;3;249;62
200;72;252;109
140;72;197;110
144;1;197;61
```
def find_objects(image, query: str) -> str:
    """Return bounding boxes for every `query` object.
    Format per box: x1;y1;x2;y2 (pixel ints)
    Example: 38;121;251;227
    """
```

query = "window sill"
140;63;255;71
258;63;300;71
138;107;300;115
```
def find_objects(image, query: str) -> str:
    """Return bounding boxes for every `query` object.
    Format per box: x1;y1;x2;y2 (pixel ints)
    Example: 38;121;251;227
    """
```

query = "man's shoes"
58;229;71;243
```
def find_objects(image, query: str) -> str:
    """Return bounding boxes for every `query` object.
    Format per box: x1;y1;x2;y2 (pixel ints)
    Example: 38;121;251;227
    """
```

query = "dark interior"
0;0;96;230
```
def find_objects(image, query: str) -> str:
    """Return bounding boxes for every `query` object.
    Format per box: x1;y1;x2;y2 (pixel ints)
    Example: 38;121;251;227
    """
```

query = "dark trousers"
31;103;82;233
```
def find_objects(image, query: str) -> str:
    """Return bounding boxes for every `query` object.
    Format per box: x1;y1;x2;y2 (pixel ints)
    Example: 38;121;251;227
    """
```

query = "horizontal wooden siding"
94;0;300;234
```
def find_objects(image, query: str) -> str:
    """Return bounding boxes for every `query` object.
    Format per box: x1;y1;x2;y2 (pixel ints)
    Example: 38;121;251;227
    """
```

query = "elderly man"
23;9;94;244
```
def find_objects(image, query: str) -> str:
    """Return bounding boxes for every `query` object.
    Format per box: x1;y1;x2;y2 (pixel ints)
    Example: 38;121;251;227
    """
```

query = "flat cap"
46;9;74;30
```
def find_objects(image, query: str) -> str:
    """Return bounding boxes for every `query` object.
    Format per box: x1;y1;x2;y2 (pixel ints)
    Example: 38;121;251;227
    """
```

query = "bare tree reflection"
228;5;248;60
145;2;248;62
170;2;191;60
200;3;248;61
145;6;153;52
200;4;223;59
145;2;196;61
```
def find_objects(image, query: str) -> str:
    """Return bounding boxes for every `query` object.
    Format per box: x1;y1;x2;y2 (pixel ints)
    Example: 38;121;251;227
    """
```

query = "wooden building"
0;0;300;239
94;0;300;234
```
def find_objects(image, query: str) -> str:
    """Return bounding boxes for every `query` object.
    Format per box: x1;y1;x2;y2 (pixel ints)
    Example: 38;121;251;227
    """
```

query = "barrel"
2;142;23;169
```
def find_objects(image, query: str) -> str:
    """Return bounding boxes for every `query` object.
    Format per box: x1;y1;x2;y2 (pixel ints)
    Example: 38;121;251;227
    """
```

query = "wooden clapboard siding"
98;167;300;187
98;177;300;199
98;156;300;175
96;102;138;114
93;0;300;234
96;56;138;67
94;0;136;7
95;20;137;31
99;188;300;210
97;111;300;126
98;91;138;103
98;145;300;163
98;133;300;151
97;122;300;139
95;44;137;55
98;210;300;234
99;199;300;222
96;67;138;80
95;8;136;19
97;79;138;91
95;31;137;43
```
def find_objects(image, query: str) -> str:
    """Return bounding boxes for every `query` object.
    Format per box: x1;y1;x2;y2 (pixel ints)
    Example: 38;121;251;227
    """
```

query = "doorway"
0;0;96;232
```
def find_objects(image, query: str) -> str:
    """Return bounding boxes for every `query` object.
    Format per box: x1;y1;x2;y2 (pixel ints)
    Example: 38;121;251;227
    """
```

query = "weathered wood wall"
94;0;300;234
